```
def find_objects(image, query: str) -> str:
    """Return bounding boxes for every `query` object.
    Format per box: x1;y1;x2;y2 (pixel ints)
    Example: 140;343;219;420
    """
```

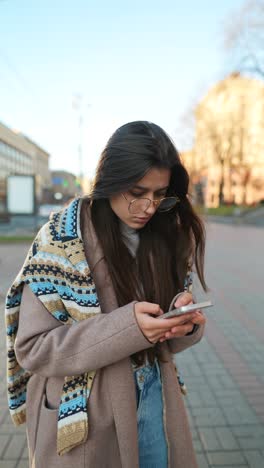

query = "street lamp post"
72;94;84;183
72;95;91;189
78;113;83;181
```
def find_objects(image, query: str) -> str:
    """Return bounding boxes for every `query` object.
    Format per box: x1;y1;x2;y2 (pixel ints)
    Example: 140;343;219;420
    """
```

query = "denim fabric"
134;360;168;468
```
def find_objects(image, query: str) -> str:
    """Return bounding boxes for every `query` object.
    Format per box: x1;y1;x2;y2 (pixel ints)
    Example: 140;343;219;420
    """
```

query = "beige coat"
15;208;204;468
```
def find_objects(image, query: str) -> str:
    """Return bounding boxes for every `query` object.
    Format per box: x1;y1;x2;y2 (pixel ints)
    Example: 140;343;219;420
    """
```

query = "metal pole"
78;114;83;182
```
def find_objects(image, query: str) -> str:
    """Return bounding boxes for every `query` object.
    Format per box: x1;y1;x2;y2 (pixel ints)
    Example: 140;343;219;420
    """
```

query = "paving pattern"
176;222;264;467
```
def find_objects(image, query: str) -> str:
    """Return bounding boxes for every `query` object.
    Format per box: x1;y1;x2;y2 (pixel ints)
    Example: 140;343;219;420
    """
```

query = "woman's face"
110;167;171;229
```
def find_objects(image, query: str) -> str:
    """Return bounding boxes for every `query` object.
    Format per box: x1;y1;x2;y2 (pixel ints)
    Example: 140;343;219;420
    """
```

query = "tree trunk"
218;158;225;205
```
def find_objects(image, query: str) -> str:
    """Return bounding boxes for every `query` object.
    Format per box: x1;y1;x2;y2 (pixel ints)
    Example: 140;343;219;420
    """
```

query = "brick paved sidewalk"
0;223;263;467
176;222;264;468
0;243;29;468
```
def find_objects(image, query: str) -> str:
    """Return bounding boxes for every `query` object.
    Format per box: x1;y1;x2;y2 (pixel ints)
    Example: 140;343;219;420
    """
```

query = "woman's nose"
144;200;157;215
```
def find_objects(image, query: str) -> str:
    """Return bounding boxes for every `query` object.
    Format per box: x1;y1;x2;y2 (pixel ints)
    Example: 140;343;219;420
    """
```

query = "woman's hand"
134;300;200;344
159;292;206;343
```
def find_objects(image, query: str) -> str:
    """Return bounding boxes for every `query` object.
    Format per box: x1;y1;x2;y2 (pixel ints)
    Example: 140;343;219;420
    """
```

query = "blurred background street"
0;221;263;468
1;1;264;227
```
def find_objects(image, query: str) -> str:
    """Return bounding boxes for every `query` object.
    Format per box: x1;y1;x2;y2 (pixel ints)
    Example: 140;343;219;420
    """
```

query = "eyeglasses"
122;193;180;214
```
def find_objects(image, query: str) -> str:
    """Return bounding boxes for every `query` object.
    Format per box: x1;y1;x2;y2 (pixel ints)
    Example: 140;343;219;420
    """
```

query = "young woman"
6;121;207;468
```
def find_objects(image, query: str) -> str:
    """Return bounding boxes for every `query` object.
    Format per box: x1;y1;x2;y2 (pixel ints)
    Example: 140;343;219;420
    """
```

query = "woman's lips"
134;217;151;224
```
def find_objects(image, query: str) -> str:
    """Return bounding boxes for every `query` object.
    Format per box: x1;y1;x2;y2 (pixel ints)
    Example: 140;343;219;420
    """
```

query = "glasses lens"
158;197;178;212
129;198;150;214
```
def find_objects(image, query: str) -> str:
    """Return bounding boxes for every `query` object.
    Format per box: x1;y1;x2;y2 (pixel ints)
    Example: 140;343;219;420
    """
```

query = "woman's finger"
190;311;206;325
159;323;194;341
157;311;197;327
174;292;193;308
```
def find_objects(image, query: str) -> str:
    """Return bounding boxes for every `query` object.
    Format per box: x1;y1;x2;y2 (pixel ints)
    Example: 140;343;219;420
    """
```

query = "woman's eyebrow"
132;185;169;191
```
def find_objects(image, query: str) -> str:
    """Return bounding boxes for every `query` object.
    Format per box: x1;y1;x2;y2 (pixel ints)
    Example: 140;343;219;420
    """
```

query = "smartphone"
158;301;213;319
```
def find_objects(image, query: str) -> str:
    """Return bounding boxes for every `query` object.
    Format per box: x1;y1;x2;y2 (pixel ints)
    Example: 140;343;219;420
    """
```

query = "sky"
0;0;246;179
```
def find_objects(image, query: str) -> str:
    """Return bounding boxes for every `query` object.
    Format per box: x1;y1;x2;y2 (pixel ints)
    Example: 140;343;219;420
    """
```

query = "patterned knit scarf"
5;197;100;455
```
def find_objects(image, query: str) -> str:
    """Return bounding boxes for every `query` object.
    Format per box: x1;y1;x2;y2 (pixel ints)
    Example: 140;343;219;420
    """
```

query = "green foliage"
0;236;34;243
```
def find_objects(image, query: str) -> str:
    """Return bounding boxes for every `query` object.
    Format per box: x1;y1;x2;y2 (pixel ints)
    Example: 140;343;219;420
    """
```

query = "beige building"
0;121;51;212
190;73;264;207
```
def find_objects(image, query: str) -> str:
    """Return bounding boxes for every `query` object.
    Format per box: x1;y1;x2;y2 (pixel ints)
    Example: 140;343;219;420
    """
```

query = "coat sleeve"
15;284;153;377
167;323;205;354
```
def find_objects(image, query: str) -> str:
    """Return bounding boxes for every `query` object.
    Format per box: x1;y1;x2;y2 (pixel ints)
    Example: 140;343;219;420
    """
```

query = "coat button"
139;375;144;382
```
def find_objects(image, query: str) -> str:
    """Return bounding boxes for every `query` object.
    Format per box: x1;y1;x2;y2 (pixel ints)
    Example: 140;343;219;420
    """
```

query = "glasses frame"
122;193;180;214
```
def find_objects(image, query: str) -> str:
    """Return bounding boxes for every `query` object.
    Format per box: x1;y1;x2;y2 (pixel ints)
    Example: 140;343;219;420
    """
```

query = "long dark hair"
85;121;207;365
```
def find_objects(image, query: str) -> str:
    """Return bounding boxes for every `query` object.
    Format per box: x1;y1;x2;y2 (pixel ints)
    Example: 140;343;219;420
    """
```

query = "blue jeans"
134;360;168;468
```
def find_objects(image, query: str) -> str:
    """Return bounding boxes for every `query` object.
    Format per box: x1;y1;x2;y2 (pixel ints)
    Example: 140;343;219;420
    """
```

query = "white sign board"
7;175;35;214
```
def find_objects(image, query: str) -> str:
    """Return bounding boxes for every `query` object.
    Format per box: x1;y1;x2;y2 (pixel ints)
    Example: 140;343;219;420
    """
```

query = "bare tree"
174;106;196;153
195;78;252;205
224;0;264;77
174;84;209;154
196;107;233;204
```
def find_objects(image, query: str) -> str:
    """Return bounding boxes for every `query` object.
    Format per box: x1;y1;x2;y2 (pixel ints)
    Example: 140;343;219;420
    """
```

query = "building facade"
50;170;82;204
190;74;264;207
0;121;51;212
